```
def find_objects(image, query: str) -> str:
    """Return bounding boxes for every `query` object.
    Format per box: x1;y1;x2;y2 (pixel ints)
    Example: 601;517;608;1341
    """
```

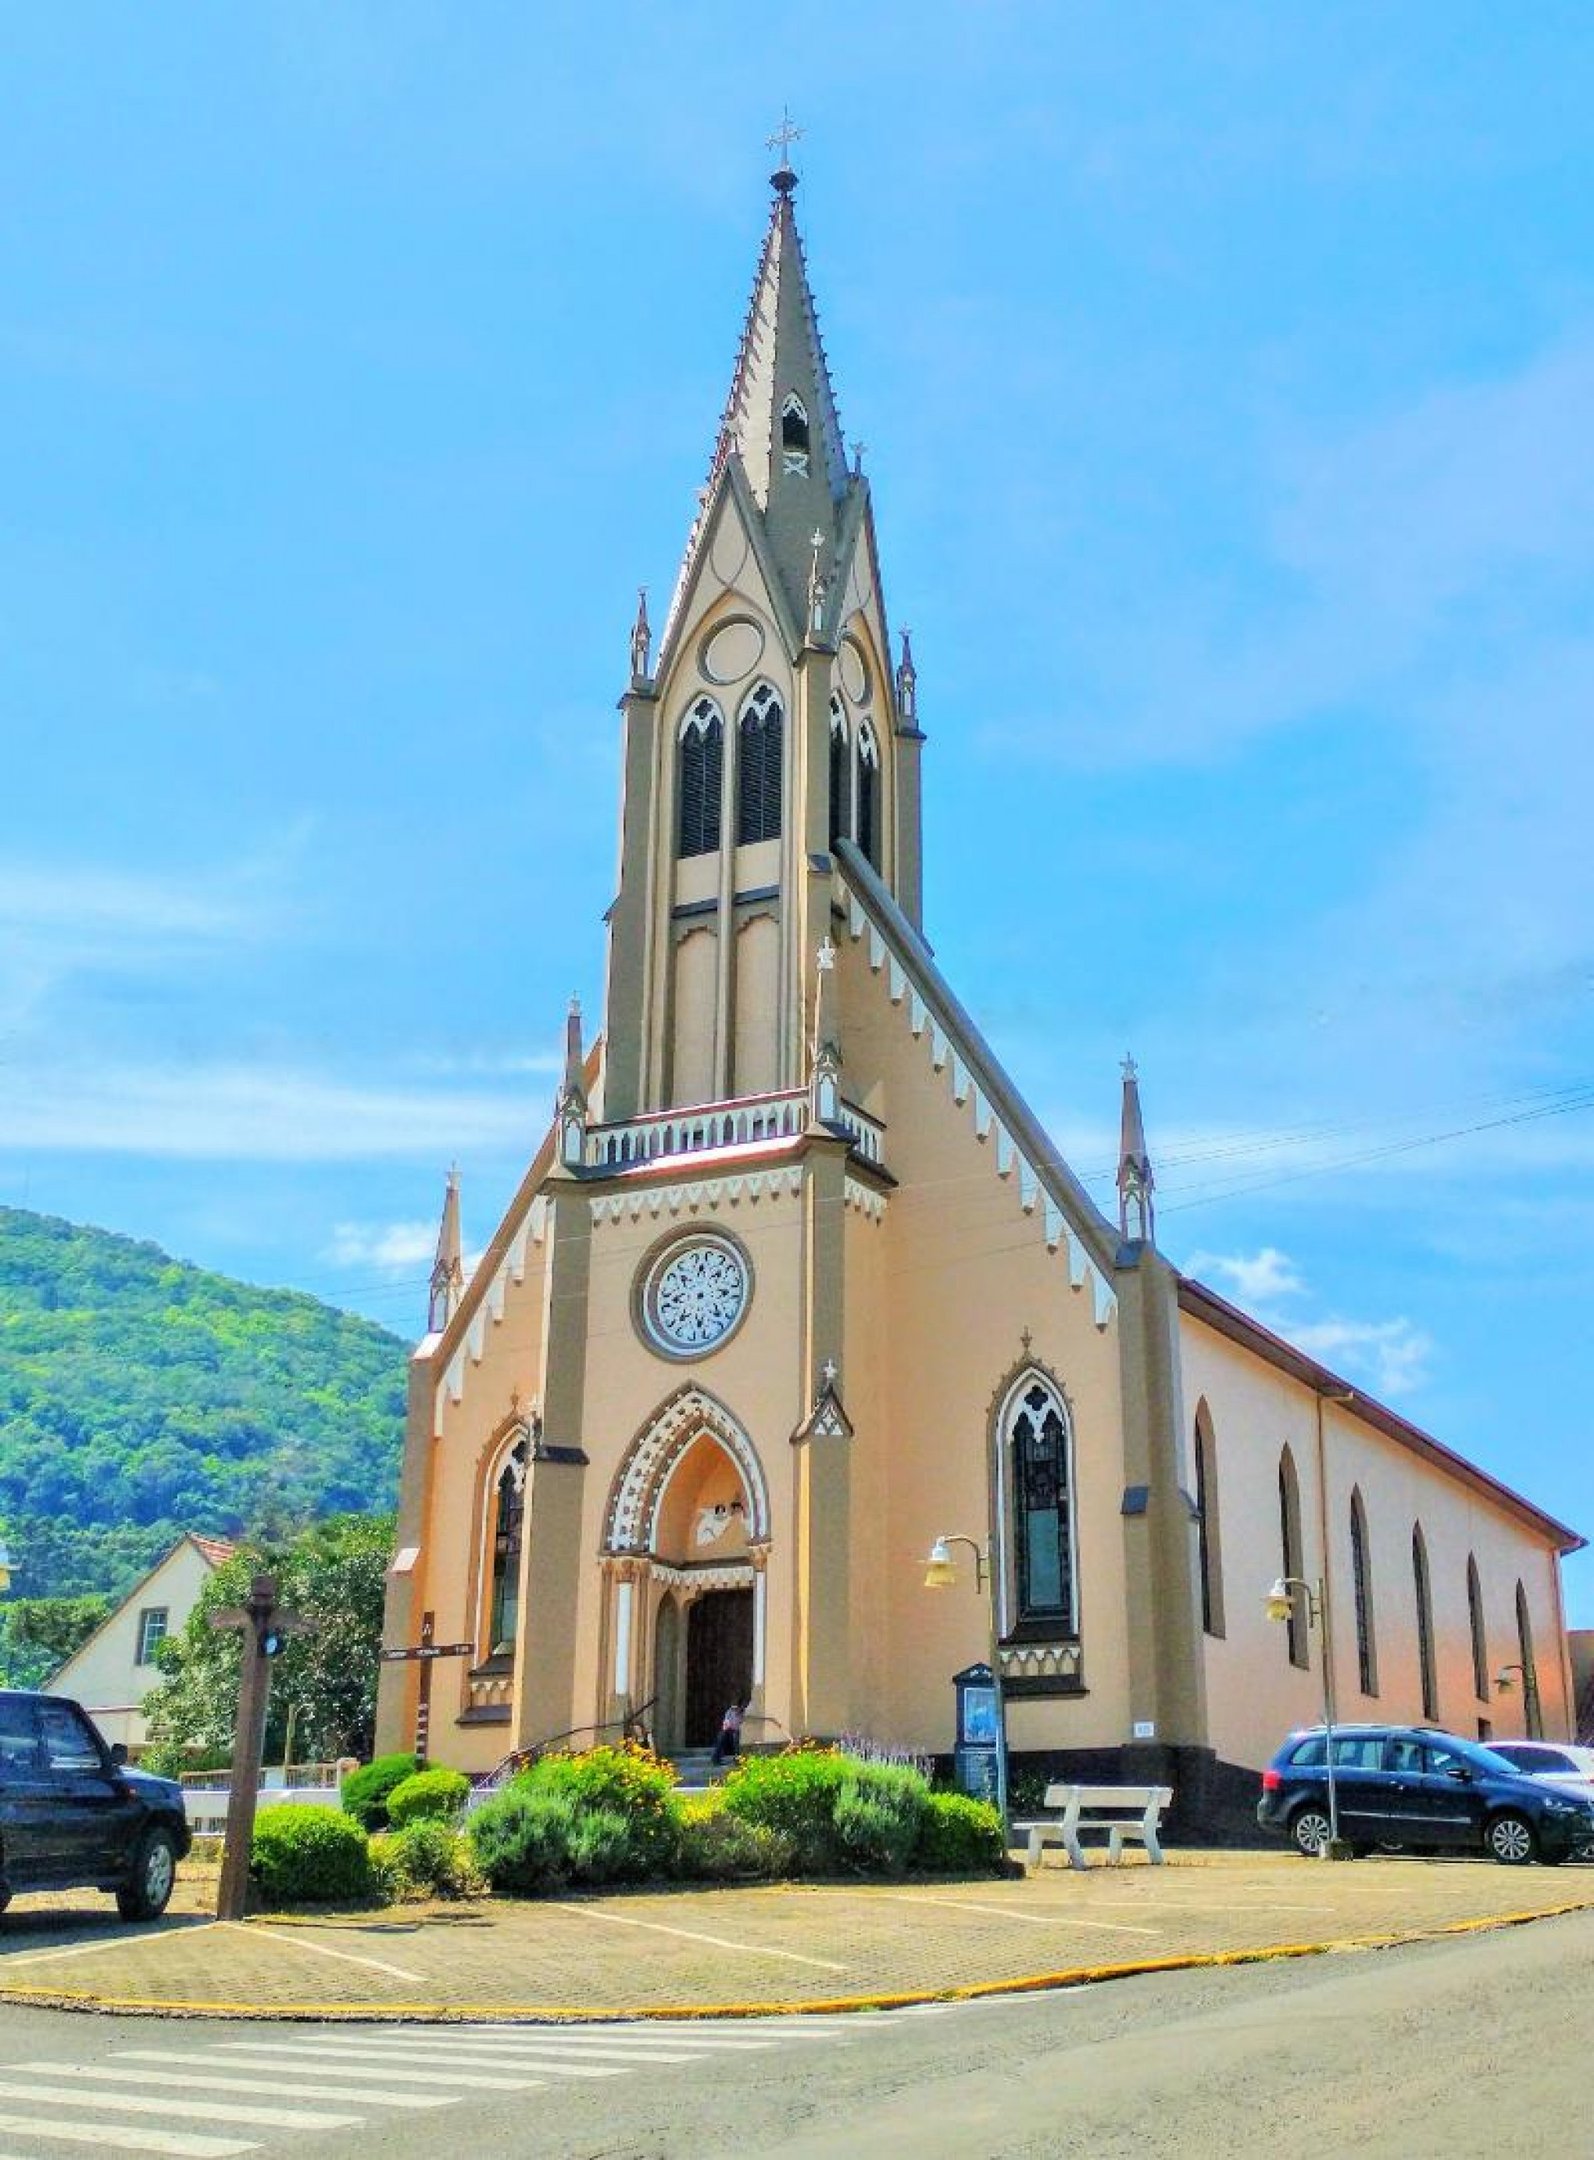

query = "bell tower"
599;152;924;1123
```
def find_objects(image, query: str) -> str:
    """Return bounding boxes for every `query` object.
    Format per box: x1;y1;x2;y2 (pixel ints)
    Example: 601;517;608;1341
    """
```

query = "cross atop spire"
767;107;803;191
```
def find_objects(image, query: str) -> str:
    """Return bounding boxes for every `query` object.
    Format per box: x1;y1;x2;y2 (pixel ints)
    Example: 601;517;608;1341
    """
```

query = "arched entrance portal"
601;1388;770;1756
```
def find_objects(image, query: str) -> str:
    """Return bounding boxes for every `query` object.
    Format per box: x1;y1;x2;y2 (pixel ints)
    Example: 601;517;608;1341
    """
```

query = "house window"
677;697;724;859
736;683;784;845
487;1434;530;1658
1278;1448;1307;1669
1413;1525;1437;1721
1350;1490;1377;1696
1007;1378;1074;1630
1193;1404;1224;1637
1467;1555;1488;1703
856;721;880;867
828;695;850;849
135;1608;169;1667
781;392;810;476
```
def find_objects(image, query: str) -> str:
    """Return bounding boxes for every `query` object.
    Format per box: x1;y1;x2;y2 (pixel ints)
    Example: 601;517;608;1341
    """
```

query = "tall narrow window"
780;391;810;476
1007;1377;1075;1631
1278;1447;1307;1669
828;695;850;849
856;721;880;867
1350;1489;1377;1696
736;683;784;845
1467;1556;1488;1702
1516;1580;1541;1738
1193;1404;1224;1637
677;698;723;859
1413;1524;1436;1720
487;1433;529;1657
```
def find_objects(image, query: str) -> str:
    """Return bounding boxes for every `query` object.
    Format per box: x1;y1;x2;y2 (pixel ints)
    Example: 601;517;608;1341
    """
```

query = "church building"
377;160;1581;1821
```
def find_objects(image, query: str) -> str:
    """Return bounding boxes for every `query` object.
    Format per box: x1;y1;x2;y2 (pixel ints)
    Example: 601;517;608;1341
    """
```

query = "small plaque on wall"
1132;1720;1156;1740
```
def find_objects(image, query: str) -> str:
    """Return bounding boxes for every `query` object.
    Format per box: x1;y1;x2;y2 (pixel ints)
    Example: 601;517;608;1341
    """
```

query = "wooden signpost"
378;1610;473;1764
208;1573;314;1922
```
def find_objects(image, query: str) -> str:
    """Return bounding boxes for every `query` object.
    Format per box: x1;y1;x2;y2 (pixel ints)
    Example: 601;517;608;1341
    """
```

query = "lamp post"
924;1534;1009;1841
1495;1662;1542;1740
1265;1573;1346;1858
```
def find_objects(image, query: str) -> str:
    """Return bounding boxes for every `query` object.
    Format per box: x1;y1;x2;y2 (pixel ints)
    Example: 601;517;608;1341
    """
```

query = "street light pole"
1266;1572;1343;1857
924;1534;1009;1843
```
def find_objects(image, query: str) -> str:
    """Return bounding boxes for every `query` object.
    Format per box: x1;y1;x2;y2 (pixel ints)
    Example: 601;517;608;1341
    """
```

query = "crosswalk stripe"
351;2030;770;2061
83;2060;454;2107
383;2028;779;2052
0;2080;359;2132
0;2119;255;2158
216;2042;584;2085
241;2037;680;2073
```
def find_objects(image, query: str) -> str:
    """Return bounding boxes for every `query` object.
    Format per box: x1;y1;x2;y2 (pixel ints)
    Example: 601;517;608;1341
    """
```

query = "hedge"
387;1765;471;1829
252;1804;373;1906
339;1751;420;1832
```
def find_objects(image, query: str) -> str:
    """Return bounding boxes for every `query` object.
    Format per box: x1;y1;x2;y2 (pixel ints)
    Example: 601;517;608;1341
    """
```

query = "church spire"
427;1166;464;1335
1117;1055;1156;1246
555;997;588;1169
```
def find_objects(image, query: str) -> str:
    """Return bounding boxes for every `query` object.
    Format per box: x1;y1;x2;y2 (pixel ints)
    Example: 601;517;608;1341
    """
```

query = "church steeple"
427;1167;464;1335
1117;1056;1156;1246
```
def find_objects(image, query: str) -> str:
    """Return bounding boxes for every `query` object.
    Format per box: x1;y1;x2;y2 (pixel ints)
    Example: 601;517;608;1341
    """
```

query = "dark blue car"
1258;1723;1594;1865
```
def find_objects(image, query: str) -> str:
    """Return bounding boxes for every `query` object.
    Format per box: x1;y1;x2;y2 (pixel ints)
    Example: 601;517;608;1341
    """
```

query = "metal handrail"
472;1696;661;1791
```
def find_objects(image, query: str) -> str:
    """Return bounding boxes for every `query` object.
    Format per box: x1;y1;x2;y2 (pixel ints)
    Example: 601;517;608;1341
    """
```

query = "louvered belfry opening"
737;683;784;845
856;724;879;866
678;698;724;859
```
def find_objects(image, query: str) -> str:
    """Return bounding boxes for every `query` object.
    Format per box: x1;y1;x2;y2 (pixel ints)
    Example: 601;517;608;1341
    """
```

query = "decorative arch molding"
603;1385;771;1555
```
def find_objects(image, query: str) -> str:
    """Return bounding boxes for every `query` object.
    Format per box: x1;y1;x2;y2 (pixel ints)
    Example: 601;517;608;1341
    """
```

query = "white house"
48;1533;236;1752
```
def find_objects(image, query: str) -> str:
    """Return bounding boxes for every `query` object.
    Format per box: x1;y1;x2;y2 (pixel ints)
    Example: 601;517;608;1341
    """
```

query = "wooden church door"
684;1588;755;1747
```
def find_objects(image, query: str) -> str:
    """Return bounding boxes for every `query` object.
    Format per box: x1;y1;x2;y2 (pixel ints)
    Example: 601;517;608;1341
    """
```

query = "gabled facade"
377;168;1581;1813
47;1533;236;1751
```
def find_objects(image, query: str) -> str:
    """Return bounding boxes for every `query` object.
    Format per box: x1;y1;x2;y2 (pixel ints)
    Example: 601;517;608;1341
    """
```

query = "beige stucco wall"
49;1539;217;1751
1182;1313;1575;1769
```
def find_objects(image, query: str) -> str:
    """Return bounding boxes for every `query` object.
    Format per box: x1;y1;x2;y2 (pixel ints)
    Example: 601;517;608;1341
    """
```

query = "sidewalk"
1;1852;1590;2020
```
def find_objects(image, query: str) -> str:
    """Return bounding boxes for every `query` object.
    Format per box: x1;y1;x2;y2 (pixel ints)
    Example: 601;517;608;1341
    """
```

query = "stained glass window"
1010;1381;1073;1628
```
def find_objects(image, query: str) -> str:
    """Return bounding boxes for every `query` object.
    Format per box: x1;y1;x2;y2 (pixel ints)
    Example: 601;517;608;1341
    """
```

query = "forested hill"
0;1207;408;1602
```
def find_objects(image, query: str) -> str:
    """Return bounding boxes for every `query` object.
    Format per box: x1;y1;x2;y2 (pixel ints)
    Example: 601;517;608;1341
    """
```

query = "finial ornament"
806;528;827;638
896;627;918;724
821;1357;838;1388
817;935;836;971
1121;1052;1138;1081
1020;1326;1033;1357
851;440;866;474
767;108;803;191
629;588;651;683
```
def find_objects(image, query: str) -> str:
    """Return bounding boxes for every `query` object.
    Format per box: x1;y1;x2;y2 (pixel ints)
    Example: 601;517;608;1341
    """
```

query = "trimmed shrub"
513;1743;680;1879
678;1797;793;1882
468;1787;583;1895
340;1751;420;1832
719;1747;853;1872
375;1819;483;1901
915;1791;1007;1874
387;1766;471;1830
832;1765;929;1876
252;1804;373;1907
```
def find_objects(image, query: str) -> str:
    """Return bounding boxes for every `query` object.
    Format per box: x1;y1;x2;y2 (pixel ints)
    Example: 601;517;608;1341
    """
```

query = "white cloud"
1288;1317;1434;1401
1186;1246;1304;1304
325;1220;438;1270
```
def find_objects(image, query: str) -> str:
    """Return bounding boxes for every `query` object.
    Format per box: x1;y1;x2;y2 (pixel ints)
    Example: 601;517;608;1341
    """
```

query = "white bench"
1016;1783;1172;1871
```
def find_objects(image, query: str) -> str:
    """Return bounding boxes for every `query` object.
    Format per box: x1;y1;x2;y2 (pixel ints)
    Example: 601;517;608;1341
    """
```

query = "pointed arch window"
1006;1377;1075;1631
737;682;784;845
781;392;810;476
1516;1580;1541;1738
828;695;851;850
1278;1447;1307;1669
486;1431;530;1658
1413;1524;1437;1721
1350;1489;1377;1696
856;720;880;868
1193;1404;1224;1638
677;697;724;859
1467;1555;1489;1703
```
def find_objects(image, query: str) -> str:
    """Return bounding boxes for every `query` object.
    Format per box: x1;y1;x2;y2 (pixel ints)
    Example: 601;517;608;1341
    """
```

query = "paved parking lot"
2;1851;1591;2018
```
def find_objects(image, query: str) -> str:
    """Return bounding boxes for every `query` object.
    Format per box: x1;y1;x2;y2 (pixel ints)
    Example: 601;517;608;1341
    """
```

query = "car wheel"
1485;1811;1537;1867
1291;1806;1332;1857
116;1827;178;1921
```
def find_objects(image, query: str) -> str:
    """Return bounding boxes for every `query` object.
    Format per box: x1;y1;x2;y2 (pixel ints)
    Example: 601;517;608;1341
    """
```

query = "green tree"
0;1593;112;1689
141;1513;395;1768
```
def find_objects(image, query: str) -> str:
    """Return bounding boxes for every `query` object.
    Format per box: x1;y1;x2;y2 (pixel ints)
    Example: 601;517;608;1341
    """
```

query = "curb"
0;1896;1588;2023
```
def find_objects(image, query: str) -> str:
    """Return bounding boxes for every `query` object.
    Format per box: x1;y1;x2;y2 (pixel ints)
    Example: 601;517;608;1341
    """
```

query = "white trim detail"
614;1580;633;1694
754;1569;767;1683
604;1387;771;1553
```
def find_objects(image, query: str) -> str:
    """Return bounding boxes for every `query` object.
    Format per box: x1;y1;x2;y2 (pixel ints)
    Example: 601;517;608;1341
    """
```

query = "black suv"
1259;1723;1594;1865
0;1690;190;1920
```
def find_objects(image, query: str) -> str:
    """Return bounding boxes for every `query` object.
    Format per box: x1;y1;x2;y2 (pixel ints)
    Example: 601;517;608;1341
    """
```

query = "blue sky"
4;5;1593;1617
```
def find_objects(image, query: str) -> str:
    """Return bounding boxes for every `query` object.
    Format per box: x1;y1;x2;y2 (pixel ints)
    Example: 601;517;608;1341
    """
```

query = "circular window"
839;635;871;706
638;1234;752;1359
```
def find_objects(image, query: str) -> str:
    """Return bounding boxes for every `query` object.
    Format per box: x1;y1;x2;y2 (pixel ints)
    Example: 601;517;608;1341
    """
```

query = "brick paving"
1;1852;1590;2018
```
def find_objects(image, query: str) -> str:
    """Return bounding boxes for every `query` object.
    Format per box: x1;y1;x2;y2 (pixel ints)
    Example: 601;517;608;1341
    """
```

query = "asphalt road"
0;1908;1588;2158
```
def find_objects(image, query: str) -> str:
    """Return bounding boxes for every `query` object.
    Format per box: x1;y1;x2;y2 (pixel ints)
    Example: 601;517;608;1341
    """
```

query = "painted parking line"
551;1900;849;1970
228;1922;425;1982
0;2078;358;2131
0;1922;220;1970
0;2119;253;2158
884;1893;1160;1938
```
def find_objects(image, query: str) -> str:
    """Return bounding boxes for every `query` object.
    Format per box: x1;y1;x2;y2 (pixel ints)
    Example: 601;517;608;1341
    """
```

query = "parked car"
1487;1740;1594;1858
1258;1722;1594;1865
0;1689;191;1920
